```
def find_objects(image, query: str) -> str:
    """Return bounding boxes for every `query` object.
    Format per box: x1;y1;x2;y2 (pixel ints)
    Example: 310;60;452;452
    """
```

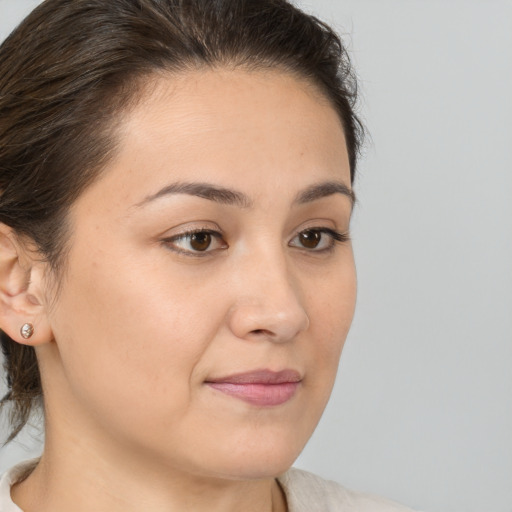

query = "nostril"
250;329;272;336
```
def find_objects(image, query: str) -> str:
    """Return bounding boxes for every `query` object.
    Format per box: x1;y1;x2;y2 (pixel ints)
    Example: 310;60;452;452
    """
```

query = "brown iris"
190;232;212;251
299;230;321;249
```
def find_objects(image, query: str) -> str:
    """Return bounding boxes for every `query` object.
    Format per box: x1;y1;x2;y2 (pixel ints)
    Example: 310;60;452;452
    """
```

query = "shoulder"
278;468;417;512
0;459;38;512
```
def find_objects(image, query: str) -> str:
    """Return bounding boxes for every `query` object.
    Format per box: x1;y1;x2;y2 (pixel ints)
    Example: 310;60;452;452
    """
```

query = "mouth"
205;369;302;407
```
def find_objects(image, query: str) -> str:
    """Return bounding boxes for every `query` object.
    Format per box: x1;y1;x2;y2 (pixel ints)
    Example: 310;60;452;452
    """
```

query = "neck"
10;429;288;512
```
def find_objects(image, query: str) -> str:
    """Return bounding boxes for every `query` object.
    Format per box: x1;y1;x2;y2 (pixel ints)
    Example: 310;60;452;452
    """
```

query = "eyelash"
290;228;350;252
162;227;350;257
161;229;226;257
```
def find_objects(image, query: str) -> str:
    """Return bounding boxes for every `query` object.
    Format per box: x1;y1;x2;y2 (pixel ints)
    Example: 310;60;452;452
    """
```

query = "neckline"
1;461;300;512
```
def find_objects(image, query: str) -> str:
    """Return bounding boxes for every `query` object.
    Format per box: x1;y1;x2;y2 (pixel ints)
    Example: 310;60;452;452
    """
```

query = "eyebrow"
294;181;356;206
135;180;355;209
135;181;251;208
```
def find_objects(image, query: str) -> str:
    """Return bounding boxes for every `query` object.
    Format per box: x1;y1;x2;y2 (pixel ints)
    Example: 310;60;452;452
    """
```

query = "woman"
0;0;414;510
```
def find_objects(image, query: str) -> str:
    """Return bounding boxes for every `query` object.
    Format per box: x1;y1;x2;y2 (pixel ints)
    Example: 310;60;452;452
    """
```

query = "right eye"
162;229;227;256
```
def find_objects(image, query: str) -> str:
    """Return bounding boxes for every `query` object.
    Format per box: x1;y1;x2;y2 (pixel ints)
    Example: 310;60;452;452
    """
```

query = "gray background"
1;1;511;511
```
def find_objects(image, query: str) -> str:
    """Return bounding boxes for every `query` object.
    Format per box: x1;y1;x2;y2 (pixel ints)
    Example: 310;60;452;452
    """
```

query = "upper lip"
205;369;302;385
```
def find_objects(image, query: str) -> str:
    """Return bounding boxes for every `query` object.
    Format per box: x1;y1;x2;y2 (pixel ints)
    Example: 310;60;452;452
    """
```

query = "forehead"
128;67;345;138
76;68;351;214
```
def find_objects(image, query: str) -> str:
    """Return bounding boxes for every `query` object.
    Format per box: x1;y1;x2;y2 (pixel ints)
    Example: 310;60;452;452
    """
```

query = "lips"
205;369;302;406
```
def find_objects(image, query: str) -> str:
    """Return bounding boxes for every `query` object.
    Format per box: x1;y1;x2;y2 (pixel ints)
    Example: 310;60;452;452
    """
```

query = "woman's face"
41;68;356;479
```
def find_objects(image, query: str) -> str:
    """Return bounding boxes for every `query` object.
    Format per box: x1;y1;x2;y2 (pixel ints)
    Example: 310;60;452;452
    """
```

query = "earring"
20;323;34;339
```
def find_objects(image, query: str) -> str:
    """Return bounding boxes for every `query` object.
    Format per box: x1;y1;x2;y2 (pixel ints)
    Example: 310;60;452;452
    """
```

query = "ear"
0;223;54;346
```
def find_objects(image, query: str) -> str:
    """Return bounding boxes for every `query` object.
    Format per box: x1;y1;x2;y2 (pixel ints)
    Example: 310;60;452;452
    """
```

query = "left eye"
289;228;348;251
163;230;227;255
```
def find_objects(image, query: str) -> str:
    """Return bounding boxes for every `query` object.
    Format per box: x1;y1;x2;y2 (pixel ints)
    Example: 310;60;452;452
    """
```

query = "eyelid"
159;223;350;257
169;227;221;240
161;228;227;257
289;226;351;251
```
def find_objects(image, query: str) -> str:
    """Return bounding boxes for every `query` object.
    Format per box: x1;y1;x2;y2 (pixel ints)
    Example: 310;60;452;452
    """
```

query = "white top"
0;460;415;512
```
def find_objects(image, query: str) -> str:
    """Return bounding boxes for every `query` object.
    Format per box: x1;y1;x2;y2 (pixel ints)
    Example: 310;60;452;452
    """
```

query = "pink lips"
205;369;302;406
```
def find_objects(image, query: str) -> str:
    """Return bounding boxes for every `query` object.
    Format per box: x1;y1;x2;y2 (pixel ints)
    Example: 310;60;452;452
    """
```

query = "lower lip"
206;382;300;406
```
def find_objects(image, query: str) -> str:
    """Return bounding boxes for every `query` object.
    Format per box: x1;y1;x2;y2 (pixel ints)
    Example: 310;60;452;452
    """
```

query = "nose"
227;251;310;343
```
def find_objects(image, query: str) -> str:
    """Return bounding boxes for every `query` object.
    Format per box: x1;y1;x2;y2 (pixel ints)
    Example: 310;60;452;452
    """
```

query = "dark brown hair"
0;0;363;442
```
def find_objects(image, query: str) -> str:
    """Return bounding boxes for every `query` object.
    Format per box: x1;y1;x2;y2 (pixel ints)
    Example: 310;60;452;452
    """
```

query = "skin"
1;68;356;512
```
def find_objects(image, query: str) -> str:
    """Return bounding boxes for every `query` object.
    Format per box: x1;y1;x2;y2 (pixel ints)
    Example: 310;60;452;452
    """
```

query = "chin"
194;433;309;481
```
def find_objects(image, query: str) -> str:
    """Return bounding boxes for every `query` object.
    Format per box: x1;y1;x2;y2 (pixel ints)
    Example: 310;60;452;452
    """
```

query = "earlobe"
20;322;35;340
0;223;53;346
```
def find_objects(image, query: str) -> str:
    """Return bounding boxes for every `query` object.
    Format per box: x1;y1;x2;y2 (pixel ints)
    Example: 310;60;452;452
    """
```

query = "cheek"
306;257;357;374
48;248;228;425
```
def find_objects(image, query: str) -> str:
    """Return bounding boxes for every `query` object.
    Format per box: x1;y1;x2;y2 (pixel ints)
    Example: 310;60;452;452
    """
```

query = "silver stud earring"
20;323;34;339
